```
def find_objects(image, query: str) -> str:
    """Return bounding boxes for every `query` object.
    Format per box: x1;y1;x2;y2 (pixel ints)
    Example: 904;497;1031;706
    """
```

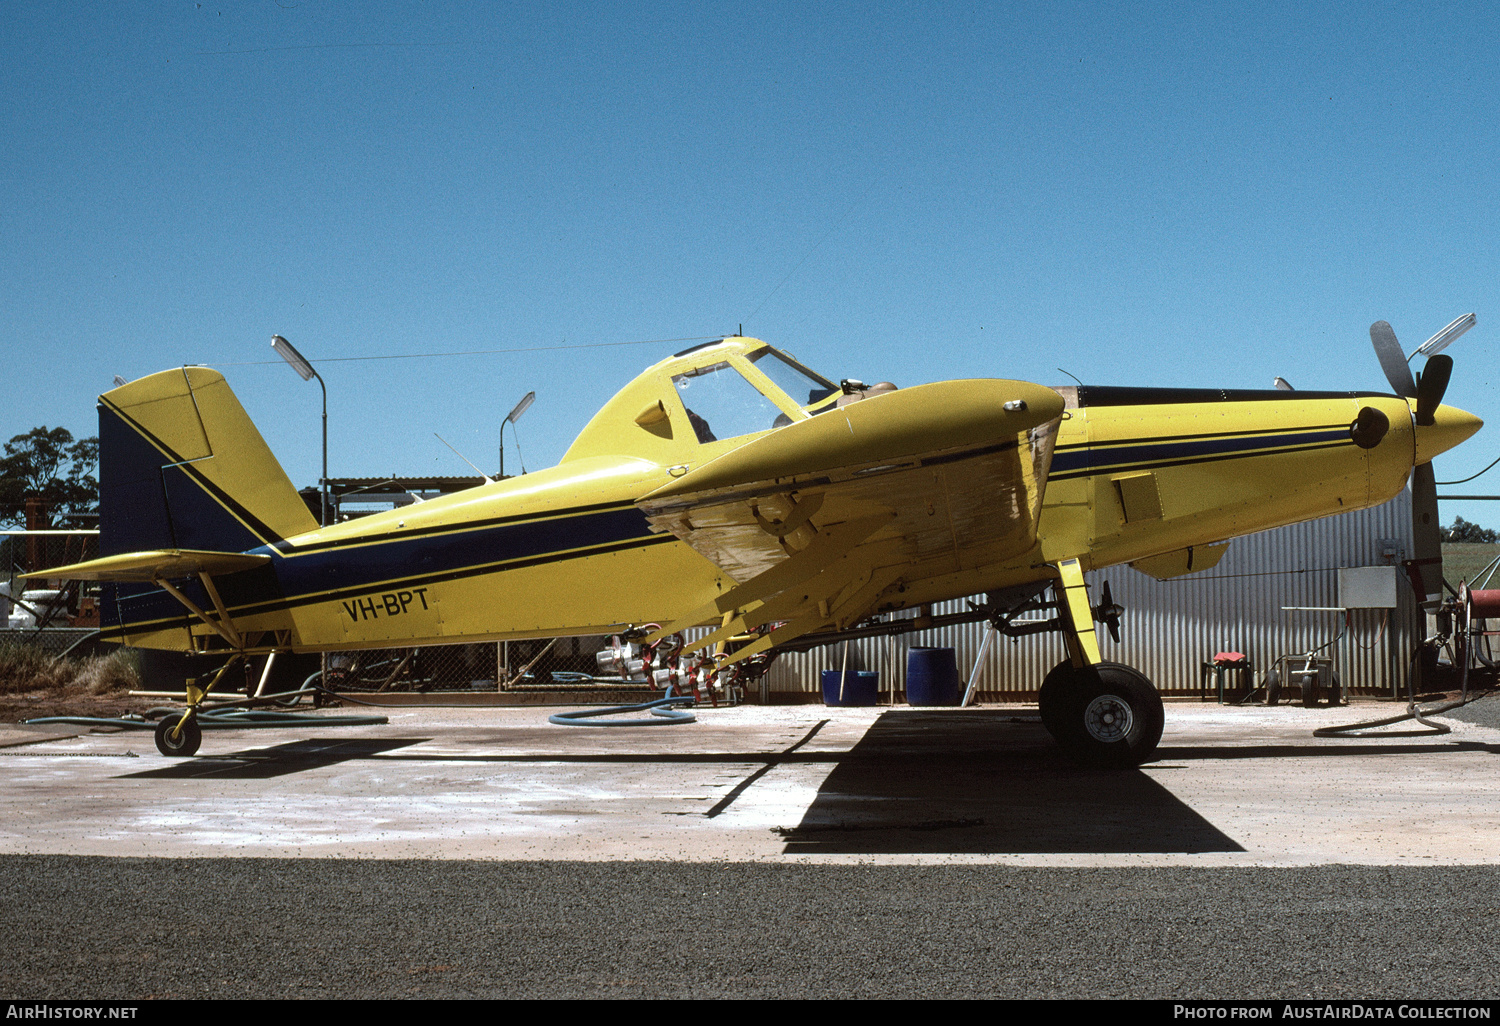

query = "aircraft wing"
637;379;1065;661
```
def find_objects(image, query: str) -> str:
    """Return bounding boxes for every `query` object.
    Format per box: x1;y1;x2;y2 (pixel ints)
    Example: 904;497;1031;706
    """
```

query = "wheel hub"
1083;693;1133;744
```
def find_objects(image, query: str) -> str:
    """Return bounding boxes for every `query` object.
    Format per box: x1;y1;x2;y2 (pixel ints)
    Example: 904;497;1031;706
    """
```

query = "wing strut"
153;572;245;650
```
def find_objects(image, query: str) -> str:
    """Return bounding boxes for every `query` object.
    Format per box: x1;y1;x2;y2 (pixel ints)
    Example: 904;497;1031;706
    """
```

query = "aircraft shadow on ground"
779;710;1243;856
120;738;429;779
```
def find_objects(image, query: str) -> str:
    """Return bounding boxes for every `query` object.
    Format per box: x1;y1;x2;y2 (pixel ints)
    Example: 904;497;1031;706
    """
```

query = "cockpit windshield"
669;345;841;445
747;348;839;407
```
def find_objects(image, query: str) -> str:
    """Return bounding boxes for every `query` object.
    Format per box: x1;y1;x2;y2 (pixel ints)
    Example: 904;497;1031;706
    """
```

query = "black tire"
1067;662;1164;767
1325;671;1342;706
1263;667;1281;706
154;715;202;757
1038;661;1087;742
1301;673;1319;707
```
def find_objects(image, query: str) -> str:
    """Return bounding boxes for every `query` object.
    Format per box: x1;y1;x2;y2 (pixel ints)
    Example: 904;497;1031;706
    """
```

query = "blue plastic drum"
905;647;962;706
821;669;879;707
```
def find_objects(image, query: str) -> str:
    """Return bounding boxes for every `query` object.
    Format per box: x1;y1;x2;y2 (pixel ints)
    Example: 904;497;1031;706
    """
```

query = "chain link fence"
312;635;653;695
2;532;101;630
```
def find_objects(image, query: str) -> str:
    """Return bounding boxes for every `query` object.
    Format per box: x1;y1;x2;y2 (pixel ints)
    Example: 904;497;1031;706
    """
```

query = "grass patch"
0;644;140;696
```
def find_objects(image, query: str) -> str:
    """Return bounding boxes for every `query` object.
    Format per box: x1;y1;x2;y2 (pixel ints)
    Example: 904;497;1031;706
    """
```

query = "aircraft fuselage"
102;379;1476;655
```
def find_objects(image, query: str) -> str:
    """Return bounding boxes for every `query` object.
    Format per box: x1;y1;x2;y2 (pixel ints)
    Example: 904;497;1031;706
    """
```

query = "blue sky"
6;2;1500;524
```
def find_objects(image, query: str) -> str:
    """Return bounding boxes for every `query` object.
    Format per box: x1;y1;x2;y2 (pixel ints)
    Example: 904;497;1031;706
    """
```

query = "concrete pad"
0;723;84;747
1;700;1497;866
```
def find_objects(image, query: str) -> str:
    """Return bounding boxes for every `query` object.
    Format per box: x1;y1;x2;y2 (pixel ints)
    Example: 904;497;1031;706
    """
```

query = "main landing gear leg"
1037;559;1164;767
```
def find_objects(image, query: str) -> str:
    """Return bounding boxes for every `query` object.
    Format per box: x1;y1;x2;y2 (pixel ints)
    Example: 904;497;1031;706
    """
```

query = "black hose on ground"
1314;636;1490;739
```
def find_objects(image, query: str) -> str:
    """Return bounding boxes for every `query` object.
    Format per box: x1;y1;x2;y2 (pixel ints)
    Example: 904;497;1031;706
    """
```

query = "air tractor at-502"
36;317;1481;762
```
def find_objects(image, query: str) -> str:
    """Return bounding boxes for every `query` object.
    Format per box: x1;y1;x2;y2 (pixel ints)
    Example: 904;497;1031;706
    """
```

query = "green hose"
548;694;697;726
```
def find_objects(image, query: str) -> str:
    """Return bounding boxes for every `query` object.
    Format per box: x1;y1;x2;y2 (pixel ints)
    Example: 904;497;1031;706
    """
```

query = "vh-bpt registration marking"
342;588;431;622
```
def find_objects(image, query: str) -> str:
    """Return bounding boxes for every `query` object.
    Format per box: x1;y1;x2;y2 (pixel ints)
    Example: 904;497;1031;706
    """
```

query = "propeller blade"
1371;321;1418;398
1096;579;1122;643
1410;462;1444;601
1414;354;1453;427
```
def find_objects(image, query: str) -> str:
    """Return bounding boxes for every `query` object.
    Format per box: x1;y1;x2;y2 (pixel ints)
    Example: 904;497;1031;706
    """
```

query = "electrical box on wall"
1338;566;1399;609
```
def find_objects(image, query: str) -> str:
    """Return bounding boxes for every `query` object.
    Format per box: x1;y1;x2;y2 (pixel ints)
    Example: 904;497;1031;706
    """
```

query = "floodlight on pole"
271;334;330;526
1409;312;1476;361
501;390;535;479
507;391;536;425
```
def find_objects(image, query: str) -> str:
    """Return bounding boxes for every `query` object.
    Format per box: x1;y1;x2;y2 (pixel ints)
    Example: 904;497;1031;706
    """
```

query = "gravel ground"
3;856;1498;1000
1447;689;1500;730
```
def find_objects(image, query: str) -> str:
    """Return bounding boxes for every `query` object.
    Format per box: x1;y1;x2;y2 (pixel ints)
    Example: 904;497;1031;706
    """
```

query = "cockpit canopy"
561;337;841;464
671;347;838;443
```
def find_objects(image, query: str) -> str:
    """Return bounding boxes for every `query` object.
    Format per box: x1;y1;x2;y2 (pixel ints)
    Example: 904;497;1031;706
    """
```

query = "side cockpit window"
672;362;789;443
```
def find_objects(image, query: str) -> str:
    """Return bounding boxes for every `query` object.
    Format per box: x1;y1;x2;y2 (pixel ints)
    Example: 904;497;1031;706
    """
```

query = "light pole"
271;334;329;526
501;390;535;479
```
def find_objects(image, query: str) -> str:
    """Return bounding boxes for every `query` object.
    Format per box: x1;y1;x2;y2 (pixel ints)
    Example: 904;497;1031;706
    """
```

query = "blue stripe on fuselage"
103;505;660;633
1049;428;1349;478
261;505;655;603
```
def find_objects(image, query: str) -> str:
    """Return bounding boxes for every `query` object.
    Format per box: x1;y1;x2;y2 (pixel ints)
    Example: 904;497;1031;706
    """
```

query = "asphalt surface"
4;857;1499;1000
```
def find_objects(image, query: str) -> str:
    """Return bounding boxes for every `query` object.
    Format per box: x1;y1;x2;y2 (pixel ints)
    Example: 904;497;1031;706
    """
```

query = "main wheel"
1263;667;1282;706
1067;662;1164;767
154;714;202;757
1038;661;1087;742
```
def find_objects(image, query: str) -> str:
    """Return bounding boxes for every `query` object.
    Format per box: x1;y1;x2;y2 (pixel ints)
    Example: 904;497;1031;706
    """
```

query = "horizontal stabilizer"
24;549;272;583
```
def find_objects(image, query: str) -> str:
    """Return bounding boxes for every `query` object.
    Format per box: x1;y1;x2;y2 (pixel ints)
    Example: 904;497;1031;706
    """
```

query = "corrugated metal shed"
763;490;1418;699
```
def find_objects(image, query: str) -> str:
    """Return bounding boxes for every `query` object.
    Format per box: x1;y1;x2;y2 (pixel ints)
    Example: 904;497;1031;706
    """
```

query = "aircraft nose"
1414;403;1483;465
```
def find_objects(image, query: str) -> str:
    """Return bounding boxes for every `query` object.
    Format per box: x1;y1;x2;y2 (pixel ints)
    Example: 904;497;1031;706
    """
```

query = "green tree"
1441;516;1500;543
0;427;99;529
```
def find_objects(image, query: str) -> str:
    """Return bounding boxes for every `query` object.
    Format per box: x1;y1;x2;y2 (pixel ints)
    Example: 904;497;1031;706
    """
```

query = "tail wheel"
154;715;202;757
1040;661;1163;767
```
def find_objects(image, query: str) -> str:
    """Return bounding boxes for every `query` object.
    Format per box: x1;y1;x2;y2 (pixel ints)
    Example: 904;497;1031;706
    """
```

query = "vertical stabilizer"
99;368;318;556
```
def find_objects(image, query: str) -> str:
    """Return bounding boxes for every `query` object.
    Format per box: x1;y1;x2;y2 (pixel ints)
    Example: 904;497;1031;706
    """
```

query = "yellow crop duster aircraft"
35;320;1482;763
